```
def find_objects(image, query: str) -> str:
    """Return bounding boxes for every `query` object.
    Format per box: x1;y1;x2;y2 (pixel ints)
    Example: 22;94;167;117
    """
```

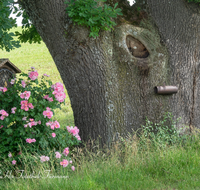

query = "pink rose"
53;91;66;102
48;97;53;102
20;91;31;100
71;166;75;171
26;138;32;143
10;79;15;85
12;160;16;165
3;87;7;92
0;110;9;116
40;155;49;162
54;121;60;128
11;107;17;114
63;147;69;157
21;80;26;88
28;71;38;80
43;107;53;119
52;133;56;138
46;121;53;127
55;152;61;159
43;95;49;99
26;138;36;143
67;126;79;136
28;103;34;109
52;82;64;92
75;134;81;141
0;87;7;92
60;159;69;167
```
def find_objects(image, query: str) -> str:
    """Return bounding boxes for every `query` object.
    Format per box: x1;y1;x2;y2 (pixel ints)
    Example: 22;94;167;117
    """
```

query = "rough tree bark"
19;0;200;145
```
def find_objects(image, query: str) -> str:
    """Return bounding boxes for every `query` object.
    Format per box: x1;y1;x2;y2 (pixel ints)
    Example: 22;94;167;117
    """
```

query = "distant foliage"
187;0;200;4
0;0;20;51
13;7;42;44
65;0;123;38
0;0;41;51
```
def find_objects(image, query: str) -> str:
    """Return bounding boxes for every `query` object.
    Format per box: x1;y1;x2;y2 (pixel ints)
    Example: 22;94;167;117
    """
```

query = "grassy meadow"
1;27;200;189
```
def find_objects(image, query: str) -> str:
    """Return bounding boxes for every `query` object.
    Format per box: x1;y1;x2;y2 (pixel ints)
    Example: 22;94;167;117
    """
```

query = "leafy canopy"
0;0;122;51
187;0;200;4
187;0;200;2
0;0;42;52
0;0;20;51
65;0;123;38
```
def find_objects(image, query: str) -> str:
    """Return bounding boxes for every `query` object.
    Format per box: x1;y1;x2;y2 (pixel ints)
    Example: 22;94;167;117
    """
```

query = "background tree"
1;0;200;145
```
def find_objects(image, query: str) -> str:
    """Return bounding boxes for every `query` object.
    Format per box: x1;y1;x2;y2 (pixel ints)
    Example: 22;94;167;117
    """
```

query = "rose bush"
0;67;81;169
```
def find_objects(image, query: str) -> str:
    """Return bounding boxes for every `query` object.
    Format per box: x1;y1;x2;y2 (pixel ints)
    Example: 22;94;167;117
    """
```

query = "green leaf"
114;3;118;9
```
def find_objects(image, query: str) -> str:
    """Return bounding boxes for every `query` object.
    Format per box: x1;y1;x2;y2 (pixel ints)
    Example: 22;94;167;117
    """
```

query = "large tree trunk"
20;0;200;145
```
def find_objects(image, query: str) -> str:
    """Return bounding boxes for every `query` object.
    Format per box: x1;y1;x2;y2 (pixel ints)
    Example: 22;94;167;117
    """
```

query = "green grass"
1;132;200;190
0;27;74;127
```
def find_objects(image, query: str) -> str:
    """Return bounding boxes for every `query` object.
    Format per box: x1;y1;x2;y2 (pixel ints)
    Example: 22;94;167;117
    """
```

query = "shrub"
0;67;81;170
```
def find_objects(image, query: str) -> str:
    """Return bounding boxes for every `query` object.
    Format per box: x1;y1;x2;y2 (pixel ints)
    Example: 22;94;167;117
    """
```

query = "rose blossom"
67;126;79;136
0;110;9;116
43;95;54;102
53;91;66;102
40;155;49;162
67;126;81;141
51;82;64;92
43;107;53;119
0;125;3;129
26;138;36;143
0;87;7;92
63;147;69;157
12;160;16;165
28;71;38;80
71;166;75;171
21;100;34;111
55;152;61;159
21;80;26;88
20;91;31;100
32;139;36;142
8;153;12;158
11;107;17;114
52;133;56;138
10;79;15;85
54;121;60;128
75;134;81;141
46;121;54;128
60;159;69;167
